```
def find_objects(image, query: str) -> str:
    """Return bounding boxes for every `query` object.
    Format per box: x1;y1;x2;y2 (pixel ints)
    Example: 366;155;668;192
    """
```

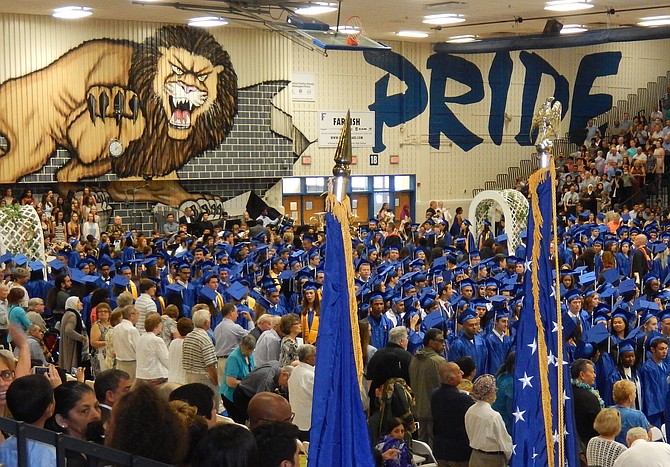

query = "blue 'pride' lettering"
364;50;622;152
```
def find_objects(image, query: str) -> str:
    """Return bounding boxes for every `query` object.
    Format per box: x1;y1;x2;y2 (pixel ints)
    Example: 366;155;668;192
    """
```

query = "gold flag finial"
531;96;562;168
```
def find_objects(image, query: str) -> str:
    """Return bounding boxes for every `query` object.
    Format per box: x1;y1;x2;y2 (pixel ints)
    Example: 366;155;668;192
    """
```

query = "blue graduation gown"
485;331;512;375
449;332;488;375
616;253;631;277
639;358;669;425
368;313;392;350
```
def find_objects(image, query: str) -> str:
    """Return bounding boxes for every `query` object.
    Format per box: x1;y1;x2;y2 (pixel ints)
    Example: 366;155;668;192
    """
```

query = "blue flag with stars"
511;163;579;467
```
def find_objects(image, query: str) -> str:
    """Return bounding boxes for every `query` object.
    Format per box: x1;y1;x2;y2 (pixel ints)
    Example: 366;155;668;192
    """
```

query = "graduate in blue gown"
449;307;488;375
484;309;513;375
638;333;669;427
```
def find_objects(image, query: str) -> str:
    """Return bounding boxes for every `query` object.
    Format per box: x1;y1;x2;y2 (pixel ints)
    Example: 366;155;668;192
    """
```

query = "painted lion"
0;25;237;205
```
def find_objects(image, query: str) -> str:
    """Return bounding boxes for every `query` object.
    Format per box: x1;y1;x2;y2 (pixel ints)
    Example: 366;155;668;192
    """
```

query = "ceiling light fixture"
544;0;594;12
560;24;588;33
294;2;338;16
396;30;429;38
446;34;479;43
52;6;92;19
422;13;466;25
638;15;670;26
188;16;228;27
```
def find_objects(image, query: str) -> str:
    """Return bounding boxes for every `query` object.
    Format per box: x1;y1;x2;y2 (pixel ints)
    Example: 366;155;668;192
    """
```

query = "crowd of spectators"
0;104;669;465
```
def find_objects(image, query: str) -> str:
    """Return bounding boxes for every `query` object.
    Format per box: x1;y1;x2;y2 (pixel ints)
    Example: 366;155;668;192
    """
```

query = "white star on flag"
525;260;532;272
513;406;526;423
519;372;534;389
528;338;537;354
547;351;557;367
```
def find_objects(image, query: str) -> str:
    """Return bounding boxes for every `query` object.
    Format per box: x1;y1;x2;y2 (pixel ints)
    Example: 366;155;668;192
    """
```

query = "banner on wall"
292;72;316;102
318;111;374;148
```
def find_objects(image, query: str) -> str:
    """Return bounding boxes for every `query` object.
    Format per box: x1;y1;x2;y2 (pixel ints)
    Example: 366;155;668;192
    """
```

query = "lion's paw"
86;86;141;124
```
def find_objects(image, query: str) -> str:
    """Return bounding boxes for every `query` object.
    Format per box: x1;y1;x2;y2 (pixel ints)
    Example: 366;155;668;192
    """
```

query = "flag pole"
332;110;353;202
309;110;373;466
534;97;566;465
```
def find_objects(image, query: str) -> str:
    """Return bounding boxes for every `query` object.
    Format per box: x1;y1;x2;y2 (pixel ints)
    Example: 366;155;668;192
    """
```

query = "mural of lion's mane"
112;25;238;178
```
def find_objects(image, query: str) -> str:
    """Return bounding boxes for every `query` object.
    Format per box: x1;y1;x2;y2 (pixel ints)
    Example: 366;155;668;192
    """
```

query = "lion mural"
0;25;237;206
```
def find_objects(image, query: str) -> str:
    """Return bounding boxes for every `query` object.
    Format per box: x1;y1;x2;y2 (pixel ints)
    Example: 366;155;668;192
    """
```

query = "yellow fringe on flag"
326;193;364;379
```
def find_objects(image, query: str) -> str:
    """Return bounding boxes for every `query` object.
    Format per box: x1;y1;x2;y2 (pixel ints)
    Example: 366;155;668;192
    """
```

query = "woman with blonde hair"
610;379;652;446
89;303;112;376
585;408;627;467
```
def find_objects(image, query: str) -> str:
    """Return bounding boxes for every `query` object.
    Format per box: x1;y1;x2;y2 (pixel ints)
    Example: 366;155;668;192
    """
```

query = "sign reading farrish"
318;111;375;148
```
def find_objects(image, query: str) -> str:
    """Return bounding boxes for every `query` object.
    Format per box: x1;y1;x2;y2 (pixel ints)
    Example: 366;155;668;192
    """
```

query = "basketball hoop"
344;16;362;46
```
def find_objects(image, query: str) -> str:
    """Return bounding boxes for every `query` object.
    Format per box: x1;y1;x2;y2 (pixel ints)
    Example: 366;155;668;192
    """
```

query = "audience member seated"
191;423;259;467
48;381;101;466
169;382;219;428
253;421;303;467
105;384;187;465
0;375;56;466
248;391;294;430
612;427;670;466
586;408;627;467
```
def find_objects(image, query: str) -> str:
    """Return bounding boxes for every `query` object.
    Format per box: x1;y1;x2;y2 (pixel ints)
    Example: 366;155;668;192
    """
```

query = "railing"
0;417;172;467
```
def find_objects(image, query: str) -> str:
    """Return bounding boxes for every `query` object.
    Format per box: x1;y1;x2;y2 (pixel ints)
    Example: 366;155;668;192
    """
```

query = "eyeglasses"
257;413;295;423
0;370;15;381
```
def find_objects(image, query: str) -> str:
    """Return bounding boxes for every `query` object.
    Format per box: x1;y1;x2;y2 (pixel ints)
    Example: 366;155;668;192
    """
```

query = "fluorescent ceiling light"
396;30;429;38
638;15;670;26
446;34;479;43
52;6;92;19
560;24;588;33
329;25;361;33
188;16;228;27
423;13;466;25
294;3;338;15
544;0;594;12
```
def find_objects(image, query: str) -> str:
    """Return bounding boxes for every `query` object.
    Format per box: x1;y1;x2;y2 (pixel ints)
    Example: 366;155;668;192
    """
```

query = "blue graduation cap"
70;268;86;284
0;252;12;264
200;286;219;302
564;289;582;302
616;279;637;298
601;268;620;285
28;260;45;271
423;310;446;329
579;271;596;287
110;274;129;288
165;283;185;295
249;289;272;310
645;330;666;351
495;234;508;244
84;274;100;285
12;253;29;266
226;280;249;301
48;259;66;271
457;308;478;325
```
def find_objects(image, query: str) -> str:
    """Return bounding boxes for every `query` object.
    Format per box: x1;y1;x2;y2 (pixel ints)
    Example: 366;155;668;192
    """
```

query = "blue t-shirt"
0;435;56;467
220;346;255;401
611;405;651;445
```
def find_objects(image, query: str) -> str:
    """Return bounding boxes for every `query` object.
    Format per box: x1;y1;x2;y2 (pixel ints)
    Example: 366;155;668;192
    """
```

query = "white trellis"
468;189;529;254
0;205;45;265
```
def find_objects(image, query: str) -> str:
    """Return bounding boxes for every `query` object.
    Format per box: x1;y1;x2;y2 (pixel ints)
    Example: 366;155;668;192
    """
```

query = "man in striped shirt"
183;308;218;395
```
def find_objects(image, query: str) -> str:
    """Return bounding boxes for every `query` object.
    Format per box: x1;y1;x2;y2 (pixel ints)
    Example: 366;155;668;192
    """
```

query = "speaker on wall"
543;19;563;34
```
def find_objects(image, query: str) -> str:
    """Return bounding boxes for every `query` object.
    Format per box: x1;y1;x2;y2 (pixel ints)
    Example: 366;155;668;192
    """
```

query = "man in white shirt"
254;316;283;366
288;344;316;441
114;305;141;382
134;279;158;334
214;302;252;384
465;374;512;465
613;427;670;466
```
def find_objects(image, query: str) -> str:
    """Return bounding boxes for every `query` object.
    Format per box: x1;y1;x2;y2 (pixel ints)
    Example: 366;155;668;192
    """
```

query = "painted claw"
99;92;109;122
86;94;97;123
